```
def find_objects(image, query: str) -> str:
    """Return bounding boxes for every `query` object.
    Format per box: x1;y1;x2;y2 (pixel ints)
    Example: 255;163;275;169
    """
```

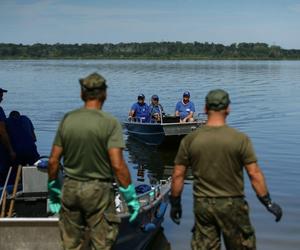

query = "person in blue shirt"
149;94;165;122
0;88;16;186
129;94;150;123
175;91;195;122
6;110;40;166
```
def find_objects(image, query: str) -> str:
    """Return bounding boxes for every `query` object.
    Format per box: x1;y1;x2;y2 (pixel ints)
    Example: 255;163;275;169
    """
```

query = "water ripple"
1;60;299;250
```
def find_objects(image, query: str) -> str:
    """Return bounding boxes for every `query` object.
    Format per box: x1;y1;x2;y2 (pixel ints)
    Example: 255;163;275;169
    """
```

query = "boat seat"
162;115;180;123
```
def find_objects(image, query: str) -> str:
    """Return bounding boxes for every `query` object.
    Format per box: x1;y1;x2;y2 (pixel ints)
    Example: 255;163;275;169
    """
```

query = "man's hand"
169;195;182;225
119;184;140;222
48;179;62;214
258;193;282;222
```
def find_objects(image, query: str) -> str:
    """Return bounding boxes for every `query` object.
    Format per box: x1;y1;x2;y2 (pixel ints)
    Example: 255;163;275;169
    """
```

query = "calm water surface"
1;60;299;250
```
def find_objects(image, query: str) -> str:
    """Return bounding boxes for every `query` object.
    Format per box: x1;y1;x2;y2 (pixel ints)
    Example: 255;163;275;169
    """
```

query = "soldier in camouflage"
170;89;282;250
48;73;140;250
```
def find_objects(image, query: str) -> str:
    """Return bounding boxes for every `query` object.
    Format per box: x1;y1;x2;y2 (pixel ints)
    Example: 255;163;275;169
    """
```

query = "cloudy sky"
1;0;300;49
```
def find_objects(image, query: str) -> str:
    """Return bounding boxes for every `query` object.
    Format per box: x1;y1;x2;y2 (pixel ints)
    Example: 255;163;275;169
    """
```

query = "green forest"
1;42;300;60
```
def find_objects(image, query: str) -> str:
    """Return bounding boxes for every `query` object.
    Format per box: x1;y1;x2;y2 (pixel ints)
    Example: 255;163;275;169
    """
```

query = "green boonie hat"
79;72;107;90
205;89;231;111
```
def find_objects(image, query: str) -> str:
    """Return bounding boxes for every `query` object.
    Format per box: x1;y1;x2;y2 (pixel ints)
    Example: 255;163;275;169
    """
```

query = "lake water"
1;60;300;250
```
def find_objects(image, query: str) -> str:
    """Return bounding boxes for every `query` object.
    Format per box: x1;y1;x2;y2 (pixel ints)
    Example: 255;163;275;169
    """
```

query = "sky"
0;0;300;49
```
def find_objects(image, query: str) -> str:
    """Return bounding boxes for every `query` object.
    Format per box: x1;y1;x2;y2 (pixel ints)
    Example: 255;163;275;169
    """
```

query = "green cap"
205;89;231;111
79;73;107;90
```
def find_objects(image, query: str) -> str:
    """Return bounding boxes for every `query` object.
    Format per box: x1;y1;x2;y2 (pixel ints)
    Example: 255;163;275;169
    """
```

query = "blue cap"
151;94;159;100
0;88;8;93
183;91;190;97
138;93;145;99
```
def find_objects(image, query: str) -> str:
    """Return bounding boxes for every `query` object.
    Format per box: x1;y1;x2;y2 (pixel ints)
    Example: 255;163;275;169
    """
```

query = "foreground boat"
0;166;171;250
124;115;206;146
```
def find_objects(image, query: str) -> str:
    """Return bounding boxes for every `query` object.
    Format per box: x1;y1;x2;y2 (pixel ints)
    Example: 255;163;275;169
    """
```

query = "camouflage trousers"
59;177;121;250
192;197;256;250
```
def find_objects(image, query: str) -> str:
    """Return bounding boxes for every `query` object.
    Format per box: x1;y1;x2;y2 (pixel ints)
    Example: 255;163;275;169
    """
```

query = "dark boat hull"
124;121;204;146
125;122;165;145
113;201;168;250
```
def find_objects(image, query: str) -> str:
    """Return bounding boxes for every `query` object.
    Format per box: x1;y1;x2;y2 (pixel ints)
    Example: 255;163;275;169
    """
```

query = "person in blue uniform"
0;88;16;186
129;94;150;123
175;91;195;122
6;111;40;166
149;94;164;122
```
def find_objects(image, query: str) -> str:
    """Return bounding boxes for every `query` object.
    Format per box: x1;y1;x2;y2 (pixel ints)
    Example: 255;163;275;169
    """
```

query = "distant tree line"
0;42;300;59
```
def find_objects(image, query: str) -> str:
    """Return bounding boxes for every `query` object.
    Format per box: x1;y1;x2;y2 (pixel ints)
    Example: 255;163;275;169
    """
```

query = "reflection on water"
126;136;195;250
126;136;176;181
126;136;194;183
126;136;176;249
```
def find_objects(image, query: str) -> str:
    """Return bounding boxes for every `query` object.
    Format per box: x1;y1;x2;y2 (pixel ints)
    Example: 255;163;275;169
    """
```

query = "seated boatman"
175;91;195;122
0;88;16;186
6;111;40;166
129;94;150;123
149;94;165;122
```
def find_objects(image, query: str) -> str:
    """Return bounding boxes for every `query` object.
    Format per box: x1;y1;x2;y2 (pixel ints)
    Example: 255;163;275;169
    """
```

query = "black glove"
258;193;282;222
169;195;182;225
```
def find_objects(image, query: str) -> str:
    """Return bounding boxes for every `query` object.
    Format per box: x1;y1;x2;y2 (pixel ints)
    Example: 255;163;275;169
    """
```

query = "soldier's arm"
171;164;187;197
48;145;63;180
109;147;131;187
245;162;283;222
48;145;63;214
245;162;268;196
111;147;140;222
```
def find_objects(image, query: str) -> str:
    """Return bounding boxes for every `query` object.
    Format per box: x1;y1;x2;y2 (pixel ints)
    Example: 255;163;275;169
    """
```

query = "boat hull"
0;167;171;250
124;121;204;146
0;196;168;250
0;215;163;250
125;122;165;145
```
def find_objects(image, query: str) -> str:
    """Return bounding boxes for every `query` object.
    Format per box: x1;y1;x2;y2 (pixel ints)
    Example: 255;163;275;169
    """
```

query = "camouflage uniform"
175;122;258;250
192;197;255;250
52;73;125;249
59;178;120;250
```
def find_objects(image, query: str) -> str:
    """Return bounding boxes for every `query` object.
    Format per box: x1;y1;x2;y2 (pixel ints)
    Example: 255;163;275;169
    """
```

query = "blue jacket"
149;104;164;116
131;102;150;122
175;101;195;119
